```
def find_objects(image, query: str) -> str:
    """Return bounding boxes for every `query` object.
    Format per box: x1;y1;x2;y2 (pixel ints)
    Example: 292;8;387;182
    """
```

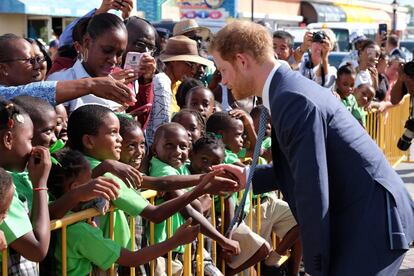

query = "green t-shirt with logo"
85;156;149;248
341;94;366;127
149;157;190;253
54;221;121;275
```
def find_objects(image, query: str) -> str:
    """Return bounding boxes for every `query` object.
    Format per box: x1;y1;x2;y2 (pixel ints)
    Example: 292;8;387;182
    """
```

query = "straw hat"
173;19;212;41
159;35;213;67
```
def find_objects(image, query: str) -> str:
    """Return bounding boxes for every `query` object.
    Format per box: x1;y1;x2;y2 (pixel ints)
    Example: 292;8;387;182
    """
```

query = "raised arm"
10;147;51;261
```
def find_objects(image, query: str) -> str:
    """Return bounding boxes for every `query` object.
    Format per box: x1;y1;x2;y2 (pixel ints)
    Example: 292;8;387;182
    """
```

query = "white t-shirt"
47;59;122;113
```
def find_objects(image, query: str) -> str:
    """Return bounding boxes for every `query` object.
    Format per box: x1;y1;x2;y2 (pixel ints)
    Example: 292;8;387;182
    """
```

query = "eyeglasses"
134;41;157;56
0;55;45;66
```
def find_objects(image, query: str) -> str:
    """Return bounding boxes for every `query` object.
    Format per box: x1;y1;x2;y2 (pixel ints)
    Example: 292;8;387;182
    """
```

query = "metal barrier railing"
366;95;411;167
1;189;278;276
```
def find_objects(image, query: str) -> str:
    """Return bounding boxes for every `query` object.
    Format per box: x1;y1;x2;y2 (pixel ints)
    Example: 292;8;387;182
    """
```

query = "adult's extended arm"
252;164;279;195
274;92;330;276
0;77;136;107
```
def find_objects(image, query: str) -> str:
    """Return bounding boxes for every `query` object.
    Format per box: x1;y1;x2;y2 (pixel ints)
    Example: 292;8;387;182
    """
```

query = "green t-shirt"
224;149;240;164
0;183;33;262
149;157;190;253
341;95;366;127
262;137;272;150
11;171;33;210
11;171;51;211
85;156;149;248
54;221;121;276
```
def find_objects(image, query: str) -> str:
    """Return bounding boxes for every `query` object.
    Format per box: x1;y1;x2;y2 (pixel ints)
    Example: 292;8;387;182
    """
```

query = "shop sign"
176;0;228;21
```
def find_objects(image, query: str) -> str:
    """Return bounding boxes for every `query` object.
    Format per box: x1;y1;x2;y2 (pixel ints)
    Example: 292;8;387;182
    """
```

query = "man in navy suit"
209;21;414;276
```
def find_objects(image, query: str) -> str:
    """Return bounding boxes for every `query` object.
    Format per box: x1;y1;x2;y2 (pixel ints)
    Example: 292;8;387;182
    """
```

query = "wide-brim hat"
173;19;212;41
159;35;214;67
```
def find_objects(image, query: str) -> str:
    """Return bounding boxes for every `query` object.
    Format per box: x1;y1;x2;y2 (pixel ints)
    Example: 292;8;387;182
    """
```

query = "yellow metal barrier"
366;95;411;167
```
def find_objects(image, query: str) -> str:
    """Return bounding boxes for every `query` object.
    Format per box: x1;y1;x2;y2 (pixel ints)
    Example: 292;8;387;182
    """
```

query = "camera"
397;118;414;151
312;31;326;43
404;61;414;77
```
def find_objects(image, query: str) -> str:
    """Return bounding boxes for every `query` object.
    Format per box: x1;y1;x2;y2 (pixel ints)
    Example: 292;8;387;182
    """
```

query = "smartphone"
124;52;143;71
378;23;387;35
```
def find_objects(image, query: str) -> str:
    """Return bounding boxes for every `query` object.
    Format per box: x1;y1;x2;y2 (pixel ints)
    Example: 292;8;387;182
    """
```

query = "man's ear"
235;53;249;69
2;131;13;150
0;63;8;78
82;134;95;150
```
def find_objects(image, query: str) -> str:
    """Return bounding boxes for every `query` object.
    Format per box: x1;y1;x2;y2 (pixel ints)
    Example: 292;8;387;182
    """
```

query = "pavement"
395;151;414;275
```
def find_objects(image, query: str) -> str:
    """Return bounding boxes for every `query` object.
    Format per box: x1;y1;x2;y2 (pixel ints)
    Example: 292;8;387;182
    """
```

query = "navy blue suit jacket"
252;65;414;275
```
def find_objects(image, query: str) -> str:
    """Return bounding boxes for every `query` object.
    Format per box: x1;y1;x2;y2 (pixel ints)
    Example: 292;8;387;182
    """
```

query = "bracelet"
33;187;48;192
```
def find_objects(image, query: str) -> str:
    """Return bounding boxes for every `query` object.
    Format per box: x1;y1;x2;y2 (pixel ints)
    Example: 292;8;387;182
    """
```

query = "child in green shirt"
47;148;200;276
149;123;240;276
336;64;375;127
354;84;376;127
0;99;51;275
66;105;239;251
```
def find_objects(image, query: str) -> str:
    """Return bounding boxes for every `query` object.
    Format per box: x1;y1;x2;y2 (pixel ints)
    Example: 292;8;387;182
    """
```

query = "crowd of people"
0;0;413;275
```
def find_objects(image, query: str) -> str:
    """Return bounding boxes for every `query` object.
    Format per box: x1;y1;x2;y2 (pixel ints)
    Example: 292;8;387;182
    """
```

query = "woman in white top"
355;40;381;90
48;13;133;113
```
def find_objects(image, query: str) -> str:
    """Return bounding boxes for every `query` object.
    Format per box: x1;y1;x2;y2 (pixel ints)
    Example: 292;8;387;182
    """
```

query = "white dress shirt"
47;59;121;113
262;63;281;113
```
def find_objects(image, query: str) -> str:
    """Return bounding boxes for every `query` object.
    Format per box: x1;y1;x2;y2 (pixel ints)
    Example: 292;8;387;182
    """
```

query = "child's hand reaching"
212;164;246;189
92;160;142;190
220;237;241;257
196;170;241;196
28;146;51;188
0;230;7;250
172;218;200;245
75;176;120;202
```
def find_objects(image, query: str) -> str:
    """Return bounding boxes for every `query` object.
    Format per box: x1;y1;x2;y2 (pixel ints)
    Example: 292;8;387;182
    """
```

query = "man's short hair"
273;30;294;49
208;20;273;64
0;33;22;61
387;34;399;48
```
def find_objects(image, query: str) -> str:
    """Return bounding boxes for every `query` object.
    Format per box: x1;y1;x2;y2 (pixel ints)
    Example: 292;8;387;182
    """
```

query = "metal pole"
251;0;254;22
393;9;397;33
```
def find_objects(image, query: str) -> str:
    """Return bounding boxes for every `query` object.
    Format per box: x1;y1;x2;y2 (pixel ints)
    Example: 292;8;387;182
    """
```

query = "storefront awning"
336;4;391;25
0;0;102;17
301;1;346;23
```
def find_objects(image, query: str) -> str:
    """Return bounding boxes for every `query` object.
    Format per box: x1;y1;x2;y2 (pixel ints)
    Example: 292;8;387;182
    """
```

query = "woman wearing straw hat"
146;35;213;145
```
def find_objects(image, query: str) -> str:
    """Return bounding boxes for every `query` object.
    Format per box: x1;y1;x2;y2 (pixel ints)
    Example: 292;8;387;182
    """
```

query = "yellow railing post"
183;242;192;276
196;233;204;275
2;249;7;275
211;198;216;264
149;197;155;276
130;216;136;276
